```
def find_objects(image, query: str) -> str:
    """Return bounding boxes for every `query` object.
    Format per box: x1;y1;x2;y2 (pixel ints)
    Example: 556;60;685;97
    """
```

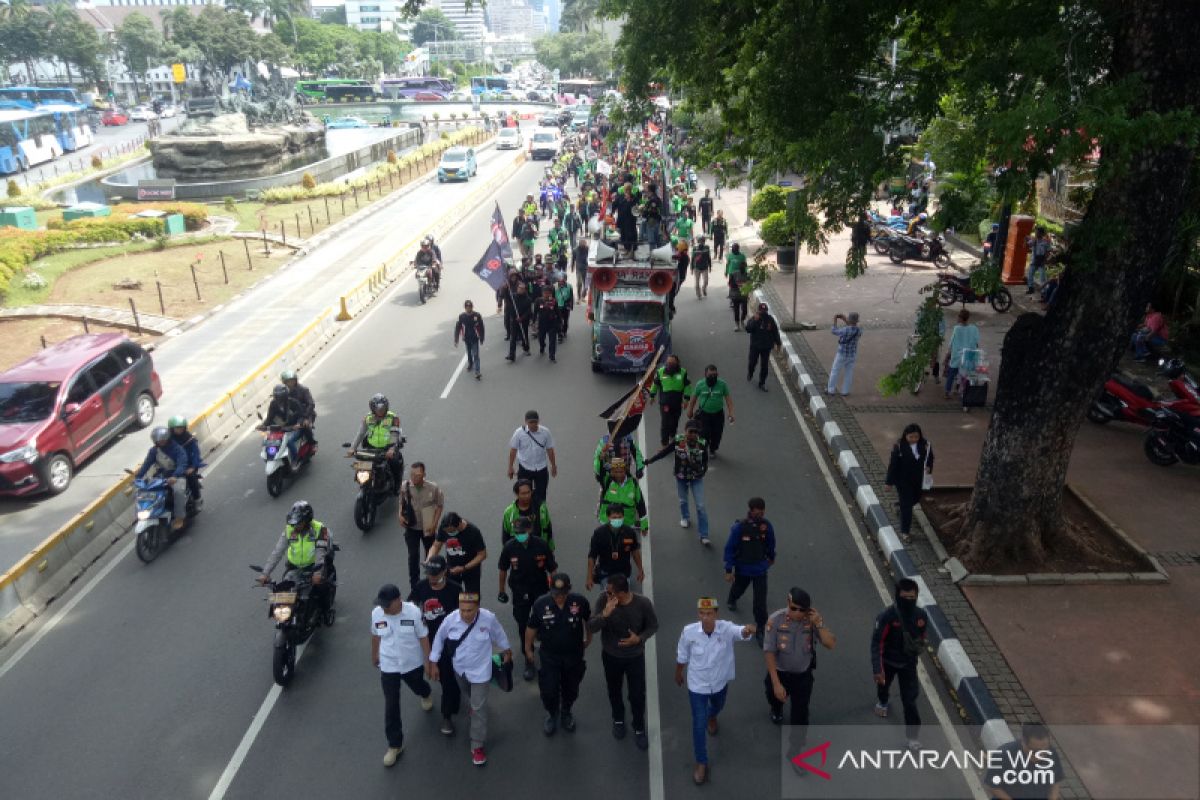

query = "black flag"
490;203;513;261
472;239;508;291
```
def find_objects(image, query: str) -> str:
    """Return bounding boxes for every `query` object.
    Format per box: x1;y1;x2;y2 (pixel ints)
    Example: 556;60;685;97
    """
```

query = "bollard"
219;250;228;284
190;263;202;300
340;195;346;217
280;221;286;247
324;196;332;225
336;296;352;321
295;212;301;240
352;187;359;208
307;205;315;235
82;317;89;333
377;177;382;195
261;229;270;256
364;181;370;201
129;298;142;334
41;335;47;349
244;238;253;270
156;280;166;314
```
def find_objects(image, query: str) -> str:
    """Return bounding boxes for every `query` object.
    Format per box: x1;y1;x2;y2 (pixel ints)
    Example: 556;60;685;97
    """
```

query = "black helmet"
369;393;389;414
287;500;314;527
272;385;289;400
150;426;170;446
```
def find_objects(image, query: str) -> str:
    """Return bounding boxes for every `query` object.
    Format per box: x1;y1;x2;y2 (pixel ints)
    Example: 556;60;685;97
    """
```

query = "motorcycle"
934;271;1014;313
414;262;439;305
1142;408;1200;467
888;231;954;268
1088;359;1200;426
249;549;339;687
258;420;317;497
131;474;199;563
342;437;404;532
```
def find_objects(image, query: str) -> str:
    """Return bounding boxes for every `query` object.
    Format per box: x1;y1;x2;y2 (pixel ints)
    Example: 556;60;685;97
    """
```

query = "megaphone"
648;270;674;296
649;243;675;265
592;239;617;264
587;216;602;235
592;267;618;292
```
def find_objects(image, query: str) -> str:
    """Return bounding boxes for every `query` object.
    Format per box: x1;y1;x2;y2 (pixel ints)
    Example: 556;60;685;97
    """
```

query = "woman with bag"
884;423;934;544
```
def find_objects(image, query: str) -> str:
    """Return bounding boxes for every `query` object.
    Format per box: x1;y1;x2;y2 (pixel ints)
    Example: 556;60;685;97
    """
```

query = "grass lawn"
46;237;292;319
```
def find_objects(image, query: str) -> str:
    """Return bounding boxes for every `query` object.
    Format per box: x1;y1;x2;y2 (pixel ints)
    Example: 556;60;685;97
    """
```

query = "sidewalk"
704;173;1200;798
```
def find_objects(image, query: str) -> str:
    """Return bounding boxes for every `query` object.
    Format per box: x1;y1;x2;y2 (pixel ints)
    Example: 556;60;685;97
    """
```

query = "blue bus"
40;102;94;152
470;75;509;95
0;86;83;107
0;107;64;173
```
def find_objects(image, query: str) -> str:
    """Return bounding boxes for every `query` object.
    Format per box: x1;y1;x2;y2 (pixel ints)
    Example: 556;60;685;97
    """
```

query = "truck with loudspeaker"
585;240;676;373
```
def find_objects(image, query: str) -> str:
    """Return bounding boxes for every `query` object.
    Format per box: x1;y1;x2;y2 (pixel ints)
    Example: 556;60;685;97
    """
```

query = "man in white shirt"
429;592;513;766
674;597;756;785
506;409;558;504
371;584;434;767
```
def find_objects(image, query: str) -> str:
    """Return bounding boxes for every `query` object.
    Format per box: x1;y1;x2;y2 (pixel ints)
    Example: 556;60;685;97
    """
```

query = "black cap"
525;409;539;421
788;587;811;610
441;512;462;531
376;583;402;606
512;516;533;532
424;555;448;574
550;573;571;593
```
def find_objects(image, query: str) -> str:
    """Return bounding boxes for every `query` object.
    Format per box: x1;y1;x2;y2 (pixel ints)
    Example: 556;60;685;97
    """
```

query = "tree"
115;12;162;101
47;3;105;85
606;0;1200;570
560;0;598;34
410;8;458;46
534;31;610;78
163;6;261;95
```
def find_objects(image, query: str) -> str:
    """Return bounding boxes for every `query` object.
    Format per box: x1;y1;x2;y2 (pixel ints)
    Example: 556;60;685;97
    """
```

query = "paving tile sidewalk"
702;172;1200;798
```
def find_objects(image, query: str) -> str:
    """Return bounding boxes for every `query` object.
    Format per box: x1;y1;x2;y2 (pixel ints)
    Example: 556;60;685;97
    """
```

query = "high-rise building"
432;0;486;41
345;0;404;31
487;0;534;39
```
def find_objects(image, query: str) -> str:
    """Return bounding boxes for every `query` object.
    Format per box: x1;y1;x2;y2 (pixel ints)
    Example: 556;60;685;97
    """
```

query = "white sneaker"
420;694;434;712
700;537;711;547
383;745;404;767
680;519;690;528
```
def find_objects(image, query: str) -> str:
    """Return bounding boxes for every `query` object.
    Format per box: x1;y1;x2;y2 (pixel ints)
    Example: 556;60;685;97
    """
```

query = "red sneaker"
472;747;487;766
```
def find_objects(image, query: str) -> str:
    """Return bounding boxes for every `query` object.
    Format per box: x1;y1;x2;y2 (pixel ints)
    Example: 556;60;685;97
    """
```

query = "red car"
0;334;162;497
101;110;128;126
413;91;445;101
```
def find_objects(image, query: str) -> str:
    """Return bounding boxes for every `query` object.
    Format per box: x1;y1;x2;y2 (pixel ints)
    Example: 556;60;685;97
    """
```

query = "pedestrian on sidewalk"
692;236;712;297
675;597;757;785
724;497;776;641
726;244;750;330
535;285;561;362
497;517;557;682
1025;226;1053;294
826;312;862;396
399;463;445;590
884;424;934;543
507;410;557;504
650;354;692;446
408;557;463;736
372;584;434;767
870;578;928;749
587;503;646;590
429;593;513;766
688;364;735;458
454;300;486;380
525;573;592;736
427;512;487;594
745;303;782;391
699;189;714;235
588;573;659;751
942;308;980;398
711;211;728;259
764;588;836;748
645;420;711;545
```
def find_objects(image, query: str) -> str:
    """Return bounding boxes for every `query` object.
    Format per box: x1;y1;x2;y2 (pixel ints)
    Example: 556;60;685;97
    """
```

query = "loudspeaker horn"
649;243;675;265
592;267;618;292
592;239;617;264
587;216;602;235
648;270;675;296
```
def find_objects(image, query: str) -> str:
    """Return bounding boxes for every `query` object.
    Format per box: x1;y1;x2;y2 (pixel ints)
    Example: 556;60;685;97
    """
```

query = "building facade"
431;0;486;41
345;0;404;31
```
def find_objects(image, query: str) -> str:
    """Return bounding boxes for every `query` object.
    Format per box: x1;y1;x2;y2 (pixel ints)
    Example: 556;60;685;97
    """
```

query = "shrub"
152;234;168;251
6;179;19;198
931;168;994;232
91;155;103;169
301;172;317;190
749;185;789;221
20;270;48;290
223;196;237;213
387;150;397;164
759;211;794;247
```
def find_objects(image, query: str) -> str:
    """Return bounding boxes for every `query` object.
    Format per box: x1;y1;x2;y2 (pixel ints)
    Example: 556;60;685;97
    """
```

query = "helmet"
280;369;297;382
420;237;431;248
272;385;289;401
369;393;389;414
287;500;314;527
167;415;187;429
150;426;170;446
918;212;928;221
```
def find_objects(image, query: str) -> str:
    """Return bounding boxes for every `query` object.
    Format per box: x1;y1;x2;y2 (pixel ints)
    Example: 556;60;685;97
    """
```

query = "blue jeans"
827;352;856;395
465;340;481;375
1132;332;1166;359
1026;261;1047;289
675;478;708;536
688;687;728;764
943;365;959;395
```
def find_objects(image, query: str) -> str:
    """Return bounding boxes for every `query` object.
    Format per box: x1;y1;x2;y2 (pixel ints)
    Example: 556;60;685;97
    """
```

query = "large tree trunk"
957;0;1200;571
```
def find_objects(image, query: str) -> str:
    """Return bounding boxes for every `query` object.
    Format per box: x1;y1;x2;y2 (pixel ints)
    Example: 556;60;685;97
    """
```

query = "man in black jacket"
454;301;486;380
745;303;782;391
869;578;928;748
534;285;561;362
504;282;533;361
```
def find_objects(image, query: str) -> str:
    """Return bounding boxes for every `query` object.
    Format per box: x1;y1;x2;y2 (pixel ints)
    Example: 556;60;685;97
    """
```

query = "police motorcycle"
257;414;317;498
249;555;339;687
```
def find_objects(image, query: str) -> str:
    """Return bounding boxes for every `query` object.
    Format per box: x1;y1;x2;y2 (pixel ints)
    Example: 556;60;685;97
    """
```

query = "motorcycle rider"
256;500;335;619
905;212;928;239
167;415;204;510
281;369;317;448
415;237;442;292
348;393;404;494
134;426;190;531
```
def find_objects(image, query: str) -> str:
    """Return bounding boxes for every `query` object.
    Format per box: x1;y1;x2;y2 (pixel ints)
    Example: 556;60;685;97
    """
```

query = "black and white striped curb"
755;289;1015;751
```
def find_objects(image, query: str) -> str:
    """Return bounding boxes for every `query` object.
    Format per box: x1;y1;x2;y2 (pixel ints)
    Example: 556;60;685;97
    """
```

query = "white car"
129;106;158;122
157;105;178;118
497;127;523;150
529;128;561;160
447;90;471;102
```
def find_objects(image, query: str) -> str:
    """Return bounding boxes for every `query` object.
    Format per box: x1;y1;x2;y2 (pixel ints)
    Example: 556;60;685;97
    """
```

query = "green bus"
295;79;375;103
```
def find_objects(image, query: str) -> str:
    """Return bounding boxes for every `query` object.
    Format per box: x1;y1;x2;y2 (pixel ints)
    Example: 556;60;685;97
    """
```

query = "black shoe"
758;383;768;392
770;711;784;725
549;356;556;362
505;355;515;362
634;730;649;750
612;721;626;740
560;710;576;732
540;347;545;355
523;662;536;681
543;714;558;736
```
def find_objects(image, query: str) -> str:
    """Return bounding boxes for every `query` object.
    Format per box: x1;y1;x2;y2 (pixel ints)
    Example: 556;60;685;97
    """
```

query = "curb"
754;287;1015;751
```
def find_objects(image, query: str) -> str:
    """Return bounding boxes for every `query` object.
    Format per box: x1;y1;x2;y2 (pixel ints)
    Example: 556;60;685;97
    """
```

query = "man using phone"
587;573;659;750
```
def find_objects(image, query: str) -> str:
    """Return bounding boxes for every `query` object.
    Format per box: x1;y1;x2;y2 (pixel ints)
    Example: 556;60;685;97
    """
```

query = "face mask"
666;365;679;375
896;597;917;615
705;376;718;386
609;518;625;529
514;533;530;544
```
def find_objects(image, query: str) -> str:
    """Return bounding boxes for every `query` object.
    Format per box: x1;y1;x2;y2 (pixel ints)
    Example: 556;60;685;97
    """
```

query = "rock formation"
149;112;326;181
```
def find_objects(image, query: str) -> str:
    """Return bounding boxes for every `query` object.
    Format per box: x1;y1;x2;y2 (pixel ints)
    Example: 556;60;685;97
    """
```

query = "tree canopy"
410;8;459;47
534;31;610;79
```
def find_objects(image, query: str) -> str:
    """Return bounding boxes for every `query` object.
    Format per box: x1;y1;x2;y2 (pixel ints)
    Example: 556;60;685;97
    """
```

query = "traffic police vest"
285;521;326;568
364;412;397;448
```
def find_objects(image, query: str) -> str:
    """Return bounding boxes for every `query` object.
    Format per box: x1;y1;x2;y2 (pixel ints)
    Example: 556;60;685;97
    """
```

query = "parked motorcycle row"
1089;358;1200;468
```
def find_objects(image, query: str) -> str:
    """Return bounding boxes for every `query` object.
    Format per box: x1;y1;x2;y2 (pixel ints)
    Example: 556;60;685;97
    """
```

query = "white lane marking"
439;354;468;399
636;424;666;800
769;358;986;800
206;644;307;800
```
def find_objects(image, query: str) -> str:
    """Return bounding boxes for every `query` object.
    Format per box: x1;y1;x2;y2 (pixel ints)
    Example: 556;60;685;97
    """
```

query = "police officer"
650;354;692;446
525;573;592;736
256;500;335;620
347;393;403;493
167;415;204;510
497;517;557;682
723;497;776;642
764;587;836;760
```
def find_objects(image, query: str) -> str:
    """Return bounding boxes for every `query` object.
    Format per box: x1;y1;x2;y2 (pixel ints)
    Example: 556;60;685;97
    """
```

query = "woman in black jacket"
885;423;934;542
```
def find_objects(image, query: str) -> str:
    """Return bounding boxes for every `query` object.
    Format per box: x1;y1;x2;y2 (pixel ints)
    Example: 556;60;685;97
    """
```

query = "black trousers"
436;650;462;719
538;650;587;714
381;667;432;747
558;307;571;335
701;213;712;234
602;651;647;730
518;465;550;505
512;596;535;659
696;409;725;454
728;573;769;629
748;347;771;386
659;405;682;446
714;238;726;259
896;485;920;535
766;669;814;728
877;662;922;740
454;566;481;594
538;323;558;358
403;528;434;589
732;296;748;325
508;319;531;358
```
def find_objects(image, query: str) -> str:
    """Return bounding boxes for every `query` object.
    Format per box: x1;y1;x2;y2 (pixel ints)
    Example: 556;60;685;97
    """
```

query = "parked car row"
99;104;182;126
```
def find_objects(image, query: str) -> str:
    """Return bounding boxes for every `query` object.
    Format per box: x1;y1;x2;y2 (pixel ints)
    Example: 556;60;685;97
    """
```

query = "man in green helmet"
168;414;204;509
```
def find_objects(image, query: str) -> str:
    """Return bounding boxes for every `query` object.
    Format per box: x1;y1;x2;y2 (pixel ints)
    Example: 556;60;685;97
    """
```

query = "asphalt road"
0;158;979;800
0;143;524;570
